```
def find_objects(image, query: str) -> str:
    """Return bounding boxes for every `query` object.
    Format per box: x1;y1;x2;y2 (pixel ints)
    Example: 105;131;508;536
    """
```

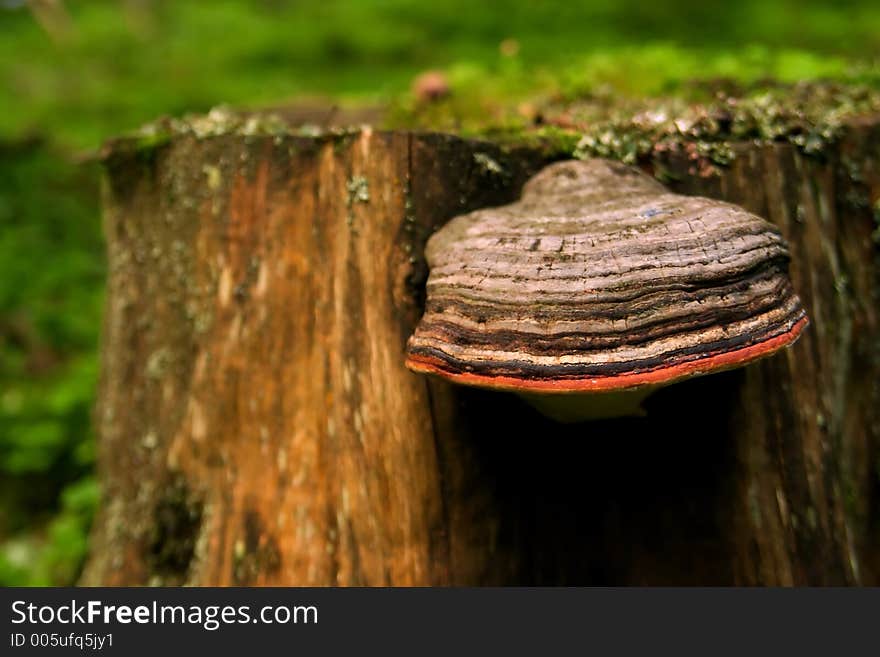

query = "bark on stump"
82;120;880;586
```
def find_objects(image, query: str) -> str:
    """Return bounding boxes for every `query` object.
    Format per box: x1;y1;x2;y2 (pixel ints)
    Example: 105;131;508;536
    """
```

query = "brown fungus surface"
405;159;808;397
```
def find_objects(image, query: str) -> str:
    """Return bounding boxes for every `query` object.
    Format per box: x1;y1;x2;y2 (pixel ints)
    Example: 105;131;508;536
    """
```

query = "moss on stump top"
107;80;880;176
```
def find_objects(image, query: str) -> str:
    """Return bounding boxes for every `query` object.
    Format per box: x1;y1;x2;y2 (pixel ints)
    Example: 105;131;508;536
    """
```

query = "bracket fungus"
405;159;808;422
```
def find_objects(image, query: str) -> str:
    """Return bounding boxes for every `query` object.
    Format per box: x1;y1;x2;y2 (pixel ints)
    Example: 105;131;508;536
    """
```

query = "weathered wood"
82;117;880;586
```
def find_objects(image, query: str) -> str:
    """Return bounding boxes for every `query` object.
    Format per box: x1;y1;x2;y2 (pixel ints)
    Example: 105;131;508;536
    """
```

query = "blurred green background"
1;0;878;586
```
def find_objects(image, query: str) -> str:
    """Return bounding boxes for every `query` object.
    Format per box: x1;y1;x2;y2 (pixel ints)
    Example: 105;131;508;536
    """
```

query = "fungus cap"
405;159;808;410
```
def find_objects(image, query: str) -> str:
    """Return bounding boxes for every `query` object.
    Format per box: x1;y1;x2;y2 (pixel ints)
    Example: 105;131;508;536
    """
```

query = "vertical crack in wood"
408;133;454;585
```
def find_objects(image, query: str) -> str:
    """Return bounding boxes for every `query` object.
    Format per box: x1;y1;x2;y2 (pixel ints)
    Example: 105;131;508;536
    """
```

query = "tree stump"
82;112;880;585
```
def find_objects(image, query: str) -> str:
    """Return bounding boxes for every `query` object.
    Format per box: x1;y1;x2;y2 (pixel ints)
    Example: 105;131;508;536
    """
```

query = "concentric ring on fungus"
405;159;808;421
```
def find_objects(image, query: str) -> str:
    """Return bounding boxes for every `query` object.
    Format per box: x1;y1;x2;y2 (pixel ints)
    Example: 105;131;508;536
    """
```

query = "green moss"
105;108;368;160
571;82;875;164
390;75;880;172
113;79;880;175
131;128;173;154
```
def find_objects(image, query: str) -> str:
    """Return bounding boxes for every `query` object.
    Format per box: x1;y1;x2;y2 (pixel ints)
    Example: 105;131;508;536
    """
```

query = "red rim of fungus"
406;315;808;394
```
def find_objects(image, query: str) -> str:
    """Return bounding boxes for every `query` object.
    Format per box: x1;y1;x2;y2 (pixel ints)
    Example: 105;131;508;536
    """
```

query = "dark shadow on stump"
446;369;744;585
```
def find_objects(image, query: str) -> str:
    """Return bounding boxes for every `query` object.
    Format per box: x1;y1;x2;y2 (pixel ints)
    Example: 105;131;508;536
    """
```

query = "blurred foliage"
0;0;878;586
2;0;880;147
0;140;102;585
390;50;880;137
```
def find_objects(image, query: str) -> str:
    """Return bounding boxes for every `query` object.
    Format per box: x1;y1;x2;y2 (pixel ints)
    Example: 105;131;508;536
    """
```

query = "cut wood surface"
82;113;880;585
